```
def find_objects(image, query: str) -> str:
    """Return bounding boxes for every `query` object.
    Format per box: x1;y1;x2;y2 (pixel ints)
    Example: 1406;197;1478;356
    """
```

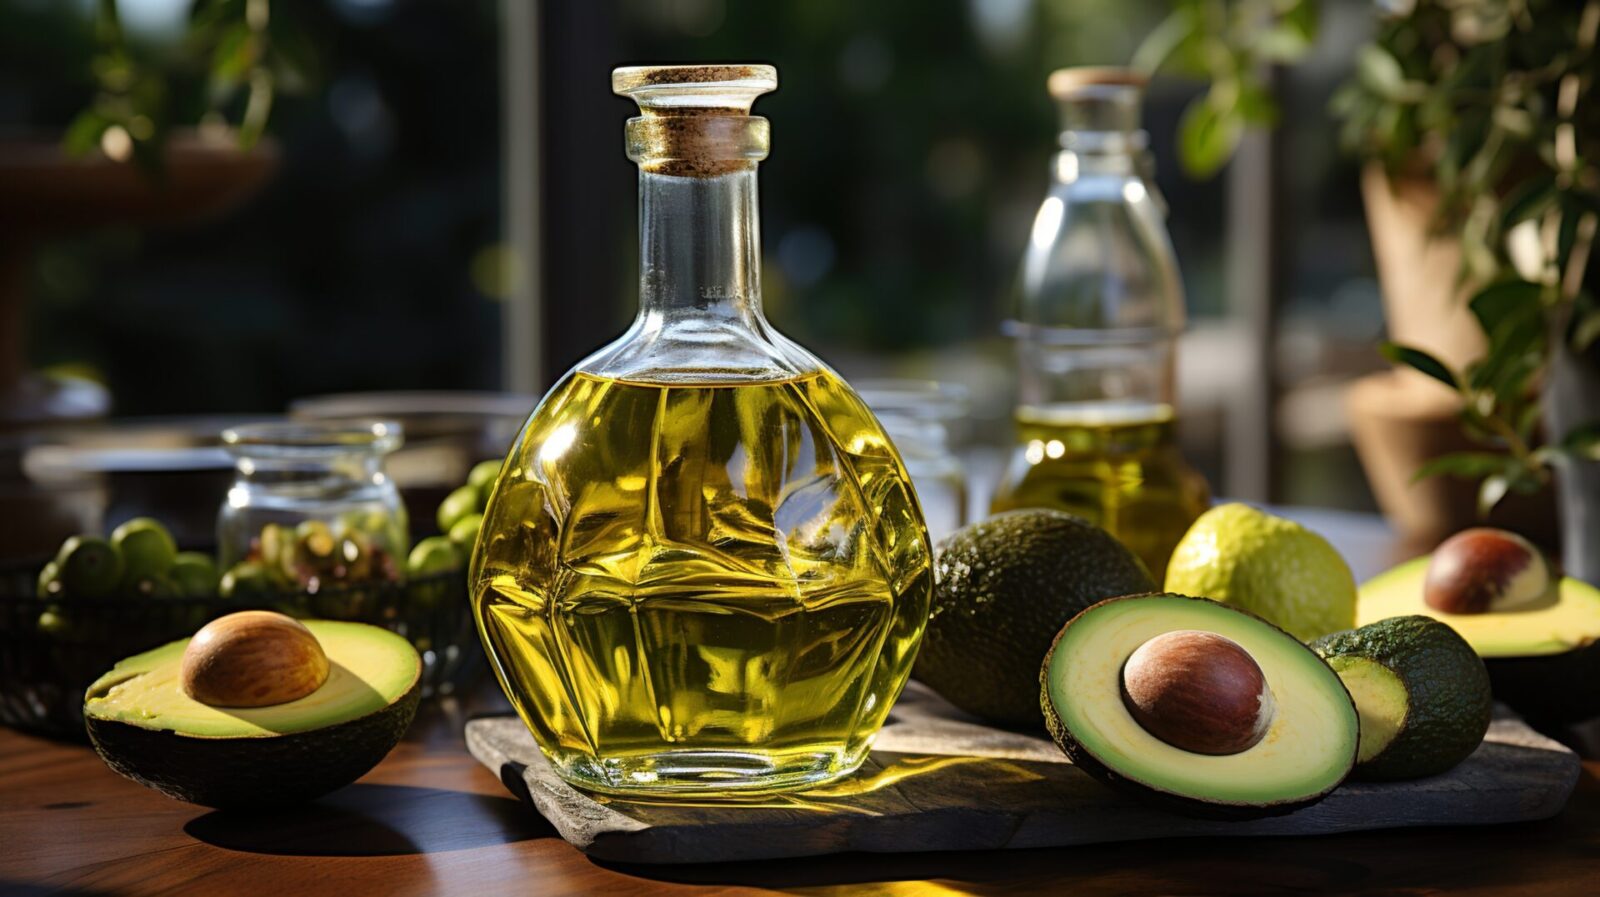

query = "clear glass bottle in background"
854;380;969;544
989;68;1210;581
471;65;933;797
218;419;409;584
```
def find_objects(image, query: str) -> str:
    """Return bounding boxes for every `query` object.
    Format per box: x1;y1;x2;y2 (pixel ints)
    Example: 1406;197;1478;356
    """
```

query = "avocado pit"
1424;528;1549;615
1120;629;1276;755
180;611;329;708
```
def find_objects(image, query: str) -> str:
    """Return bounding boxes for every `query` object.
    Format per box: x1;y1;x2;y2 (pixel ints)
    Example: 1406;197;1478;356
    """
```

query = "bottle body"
470;65;932;795
990;71;1208;580
474;367;929;794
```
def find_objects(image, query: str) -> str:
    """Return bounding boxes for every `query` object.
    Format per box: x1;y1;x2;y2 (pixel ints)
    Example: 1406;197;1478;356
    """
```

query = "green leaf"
1411;452;1509;483
1499;172;1559;231
62;109;111;156
1380;342;1459;390
1255;25;1313;63
1356;46;1421;102
1570;295;1600;352
1562;423;1600;461
1467;281;1546;390
1178;92;1244;179
1516;402;1544;442
1132;7;1198;75
211;21;257;85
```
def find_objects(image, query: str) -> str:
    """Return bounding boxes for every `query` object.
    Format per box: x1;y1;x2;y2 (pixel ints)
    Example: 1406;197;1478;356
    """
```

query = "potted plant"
0;0;314;425
1138;0;1600;580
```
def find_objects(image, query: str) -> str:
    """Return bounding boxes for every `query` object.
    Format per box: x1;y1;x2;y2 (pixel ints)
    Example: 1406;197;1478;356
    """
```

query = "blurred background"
0;0;1412;558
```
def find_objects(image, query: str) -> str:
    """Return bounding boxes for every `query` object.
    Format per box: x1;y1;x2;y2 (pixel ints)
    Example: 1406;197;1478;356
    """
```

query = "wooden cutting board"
465;682;1581;865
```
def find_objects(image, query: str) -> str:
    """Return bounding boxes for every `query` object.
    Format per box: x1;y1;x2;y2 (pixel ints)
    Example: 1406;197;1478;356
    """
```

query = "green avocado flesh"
1042;594;1357;816
83;620;421;809
1312;615;1491;781
1324;656;1406;764
85;620;418;737
1359;557;1600;657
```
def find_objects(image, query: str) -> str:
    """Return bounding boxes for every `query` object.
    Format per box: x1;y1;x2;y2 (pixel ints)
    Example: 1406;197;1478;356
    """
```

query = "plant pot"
1361;164;1485;372
1545;323;1600;585
1346;372;1558;555
1350;165;1559;551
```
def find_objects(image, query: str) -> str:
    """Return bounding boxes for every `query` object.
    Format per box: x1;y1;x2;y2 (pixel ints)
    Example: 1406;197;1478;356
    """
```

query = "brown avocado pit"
1424;528;1550;615
180;611;330;708
1120;630;1275;756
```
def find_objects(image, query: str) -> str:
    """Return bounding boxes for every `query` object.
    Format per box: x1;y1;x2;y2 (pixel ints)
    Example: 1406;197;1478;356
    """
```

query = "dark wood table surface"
4;510;1600;896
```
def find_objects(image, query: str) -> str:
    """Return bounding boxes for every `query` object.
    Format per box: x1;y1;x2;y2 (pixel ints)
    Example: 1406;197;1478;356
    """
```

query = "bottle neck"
637;167;764;328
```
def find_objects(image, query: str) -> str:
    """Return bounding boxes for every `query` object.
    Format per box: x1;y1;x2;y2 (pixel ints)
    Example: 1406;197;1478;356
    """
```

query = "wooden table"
5;510;1600;896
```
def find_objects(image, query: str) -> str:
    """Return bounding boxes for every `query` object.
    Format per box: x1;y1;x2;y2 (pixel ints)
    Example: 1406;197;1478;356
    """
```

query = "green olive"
55;536;124;598
111;517;178;585
170;552;221;596
437;485;481;533
467;459;503;497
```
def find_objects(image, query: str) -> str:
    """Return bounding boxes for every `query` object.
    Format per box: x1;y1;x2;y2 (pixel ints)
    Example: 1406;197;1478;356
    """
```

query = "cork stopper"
1047;67;1149;100
614;64;777;177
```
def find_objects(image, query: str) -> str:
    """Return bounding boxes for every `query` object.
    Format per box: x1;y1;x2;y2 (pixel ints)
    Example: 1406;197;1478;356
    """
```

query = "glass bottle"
218;419;409;585
470;65;933;796
989;68;1209;581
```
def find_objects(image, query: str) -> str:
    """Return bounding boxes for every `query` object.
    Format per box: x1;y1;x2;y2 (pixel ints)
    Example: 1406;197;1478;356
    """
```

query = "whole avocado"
914;510;1155;729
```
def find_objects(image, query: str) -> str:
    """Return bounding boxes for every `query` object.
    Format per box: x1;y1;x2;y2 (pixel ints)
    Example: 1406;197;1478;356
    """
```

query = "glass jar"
218;420;410;589
989;68;1210;581
470;65;933;797
855;380;969;544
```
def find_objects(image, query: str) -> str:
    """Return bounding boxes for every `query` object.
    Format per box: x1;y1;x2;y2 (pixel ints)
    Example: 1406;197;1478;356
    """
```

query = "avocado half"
1041;594;1358;819
84;620;421;809
1360;557;1600;724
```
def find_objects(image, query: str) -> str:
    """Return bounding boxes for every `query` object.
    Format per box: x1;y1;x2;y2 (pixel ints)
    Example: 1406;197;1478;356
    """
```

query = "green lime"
111;518;178;584
1165;503;1357;642
170;552;221;596
56;535;124;598
36;561;64;599
448;513;483;554
468;459;503;497
220;561;279;600
437;485;480;533
408;536;463;578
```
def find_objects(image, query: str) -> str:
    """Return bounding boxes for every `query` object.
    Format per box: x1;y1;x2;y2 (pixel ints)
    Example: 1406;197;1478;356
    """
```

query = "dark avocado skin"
914;510;1155;730
1312;615;1492;781
1039;593;1354;820
1485;646;1600;725
85;681;420;809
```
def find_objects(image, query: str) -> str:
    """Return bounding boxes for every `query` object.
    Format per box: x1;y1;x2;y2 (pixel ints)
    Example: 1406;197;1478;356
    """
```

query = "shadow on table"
184;782;556;857
0;881;120;897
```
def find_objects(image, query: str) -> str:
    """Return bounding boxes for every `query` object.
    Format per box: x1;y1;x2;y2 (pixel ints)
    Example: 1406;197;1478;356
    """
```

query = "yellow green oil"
470;369;932;795
989;402;1209;580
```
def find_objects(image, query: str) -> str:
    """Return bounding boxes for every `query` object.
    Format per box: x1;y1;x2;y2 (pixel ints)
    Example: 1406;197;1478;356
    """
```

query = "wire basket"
0;562;483;739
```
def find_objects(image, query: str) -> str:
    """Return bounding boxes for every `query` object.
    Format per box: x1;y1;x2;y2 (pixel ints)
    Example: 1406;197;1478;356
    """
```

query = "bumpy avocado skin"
1312;615;1491;781
915;510;1155;729
1040;593;1355;820
86;682;420;809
